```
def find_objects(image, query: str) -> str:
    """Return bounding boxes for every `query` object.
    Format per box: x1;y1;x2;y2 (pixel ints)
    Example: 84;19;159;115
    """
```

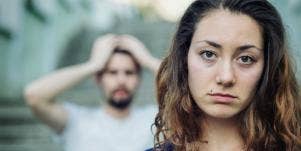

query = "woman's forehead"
191;9;263;49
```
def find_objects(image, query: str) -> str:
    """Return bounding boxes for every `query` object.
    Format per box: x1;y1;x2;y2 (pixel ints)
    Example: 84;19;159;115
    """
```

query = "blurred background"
0;0;300;151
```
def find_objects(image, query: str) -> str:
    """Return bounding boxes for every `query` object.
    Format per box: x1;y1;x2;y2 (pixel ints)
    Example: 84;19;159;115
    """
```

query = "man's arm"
24;34;117;133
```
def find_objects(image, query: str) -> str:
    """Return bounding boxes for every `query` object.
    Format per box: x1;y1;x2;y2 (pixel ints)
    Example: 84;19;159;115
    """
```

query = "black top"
145;143;174;151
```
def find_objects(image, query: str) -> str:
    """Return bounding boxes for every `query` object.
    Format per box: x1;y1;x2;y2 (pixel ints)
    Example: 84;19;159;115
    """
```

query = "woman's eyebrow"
195;40;222;49
237;44;262;52
195;40;262;52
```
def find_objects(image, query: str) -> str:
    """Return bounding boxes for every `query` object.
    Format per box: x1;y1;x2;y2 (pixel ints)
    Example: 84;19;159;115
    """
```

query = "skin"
97;53;140;103
187;10;264;150
188;10;264;119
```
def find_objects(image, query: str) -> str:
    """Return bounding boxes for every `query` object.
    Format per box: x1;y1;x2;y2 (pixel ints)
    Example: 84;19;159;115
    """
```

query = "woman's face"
187;10;264;119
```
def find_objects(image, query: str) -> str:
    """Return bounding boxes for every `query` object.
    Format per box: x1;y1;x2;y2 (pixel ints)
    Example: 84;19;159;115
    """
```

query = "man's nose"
116;73;127;84
216;61;236;87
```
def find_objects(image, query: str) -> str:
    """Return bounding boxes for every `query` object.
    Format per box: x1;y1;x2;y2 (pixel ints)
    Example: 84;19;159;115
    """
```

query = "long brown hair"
153;0;301;150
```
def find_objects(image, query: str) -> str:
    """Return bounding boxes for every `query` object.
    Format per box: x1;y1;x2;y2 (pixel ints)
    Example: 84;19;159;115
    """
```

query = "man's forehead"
104;53;138;71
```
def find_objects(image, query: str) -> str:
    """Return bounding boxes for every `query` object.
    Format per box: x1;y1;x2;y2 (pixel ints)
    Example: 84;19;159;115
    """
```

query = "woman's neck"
200;116;245;151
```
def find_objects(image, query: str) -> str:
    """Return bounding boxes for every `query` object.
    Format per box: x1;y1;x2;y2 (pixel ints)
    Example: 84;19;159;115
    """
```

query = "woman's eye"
200;51;217;61
238;56;255;65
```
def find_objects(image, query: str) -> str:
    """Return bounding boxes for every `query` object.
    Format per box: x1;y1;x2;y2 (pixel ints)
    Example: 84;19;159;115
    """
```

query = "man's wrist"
144;57;161;72
82;62;102;75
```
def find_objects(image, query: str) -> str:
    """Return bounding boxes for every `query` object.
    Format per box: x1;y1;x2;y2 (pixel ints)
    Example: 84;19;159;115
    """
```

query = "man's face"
98;53;140;109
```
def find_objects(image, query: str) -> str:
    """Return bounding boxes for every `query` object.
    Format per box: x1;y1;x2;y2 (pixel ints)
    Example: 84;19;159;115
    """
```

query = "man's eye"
238;56;255;65
200;50;217;61
108;70;117;74
125;70;135;75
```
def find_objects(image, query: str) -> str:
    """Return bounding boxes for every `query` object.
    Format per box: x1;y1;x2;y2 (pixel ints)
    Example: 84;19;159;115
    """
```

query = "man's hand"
118;34;161;73
118;35;154;67
87;34;118;73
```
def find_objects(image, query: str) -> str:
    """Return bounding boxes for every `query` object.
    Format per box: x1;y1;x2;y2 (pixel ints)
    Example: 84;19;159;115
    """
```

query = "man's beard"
108;96;133;110
108;87;133;110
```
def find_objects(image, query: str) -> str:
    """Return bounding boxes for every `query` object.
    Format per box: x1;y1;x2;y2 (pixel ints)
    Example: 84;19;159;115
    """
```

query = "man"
24;34;161;151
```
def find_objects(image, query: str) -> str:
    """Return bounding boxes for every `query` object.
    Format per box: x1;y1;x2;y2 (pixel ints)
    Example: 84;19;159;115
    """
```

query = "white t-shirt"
57;102;157;151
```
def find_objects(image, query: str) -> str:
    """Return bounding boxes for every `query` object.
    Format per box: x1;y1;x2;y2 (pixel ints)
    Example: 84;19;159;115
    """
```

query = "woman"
152;0;301;150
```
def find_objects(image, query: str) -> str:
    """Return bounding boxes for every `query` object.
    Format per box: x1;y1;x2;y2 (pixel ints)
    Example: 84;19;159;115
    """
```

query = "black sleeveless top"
145;143;174;151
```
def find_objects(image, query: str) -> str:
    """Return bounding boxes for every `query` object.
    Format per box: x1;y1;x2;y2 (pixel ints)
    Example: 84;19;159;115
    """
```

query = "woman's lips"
208;93;237;103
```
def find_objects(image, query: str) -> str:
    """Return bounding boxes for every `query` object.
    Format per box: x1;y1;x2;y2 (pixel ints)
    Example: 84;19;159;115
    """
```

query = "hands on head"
87;34;159;74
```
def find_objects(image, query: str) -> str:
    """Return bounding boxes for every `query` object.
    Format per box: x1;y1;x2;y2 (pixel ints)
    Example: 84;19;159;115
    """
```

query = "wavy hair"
153;0;301;150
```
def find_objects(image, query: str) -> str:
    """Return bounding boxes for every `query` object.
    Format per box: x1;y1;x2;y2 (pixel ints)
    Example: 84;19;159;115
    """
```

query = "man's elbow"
23;85;41;108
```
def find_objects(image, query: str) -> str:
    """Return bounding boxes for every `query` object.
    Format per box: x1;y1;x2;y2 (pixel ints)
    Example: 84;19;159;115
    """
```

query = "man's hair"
154;0;301;150
96;47;142;78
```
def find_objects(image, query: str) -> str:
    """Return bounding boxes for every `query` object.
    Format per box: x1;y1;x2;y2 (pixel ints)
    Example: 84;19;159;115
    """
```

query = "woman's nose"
216;61;236;87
